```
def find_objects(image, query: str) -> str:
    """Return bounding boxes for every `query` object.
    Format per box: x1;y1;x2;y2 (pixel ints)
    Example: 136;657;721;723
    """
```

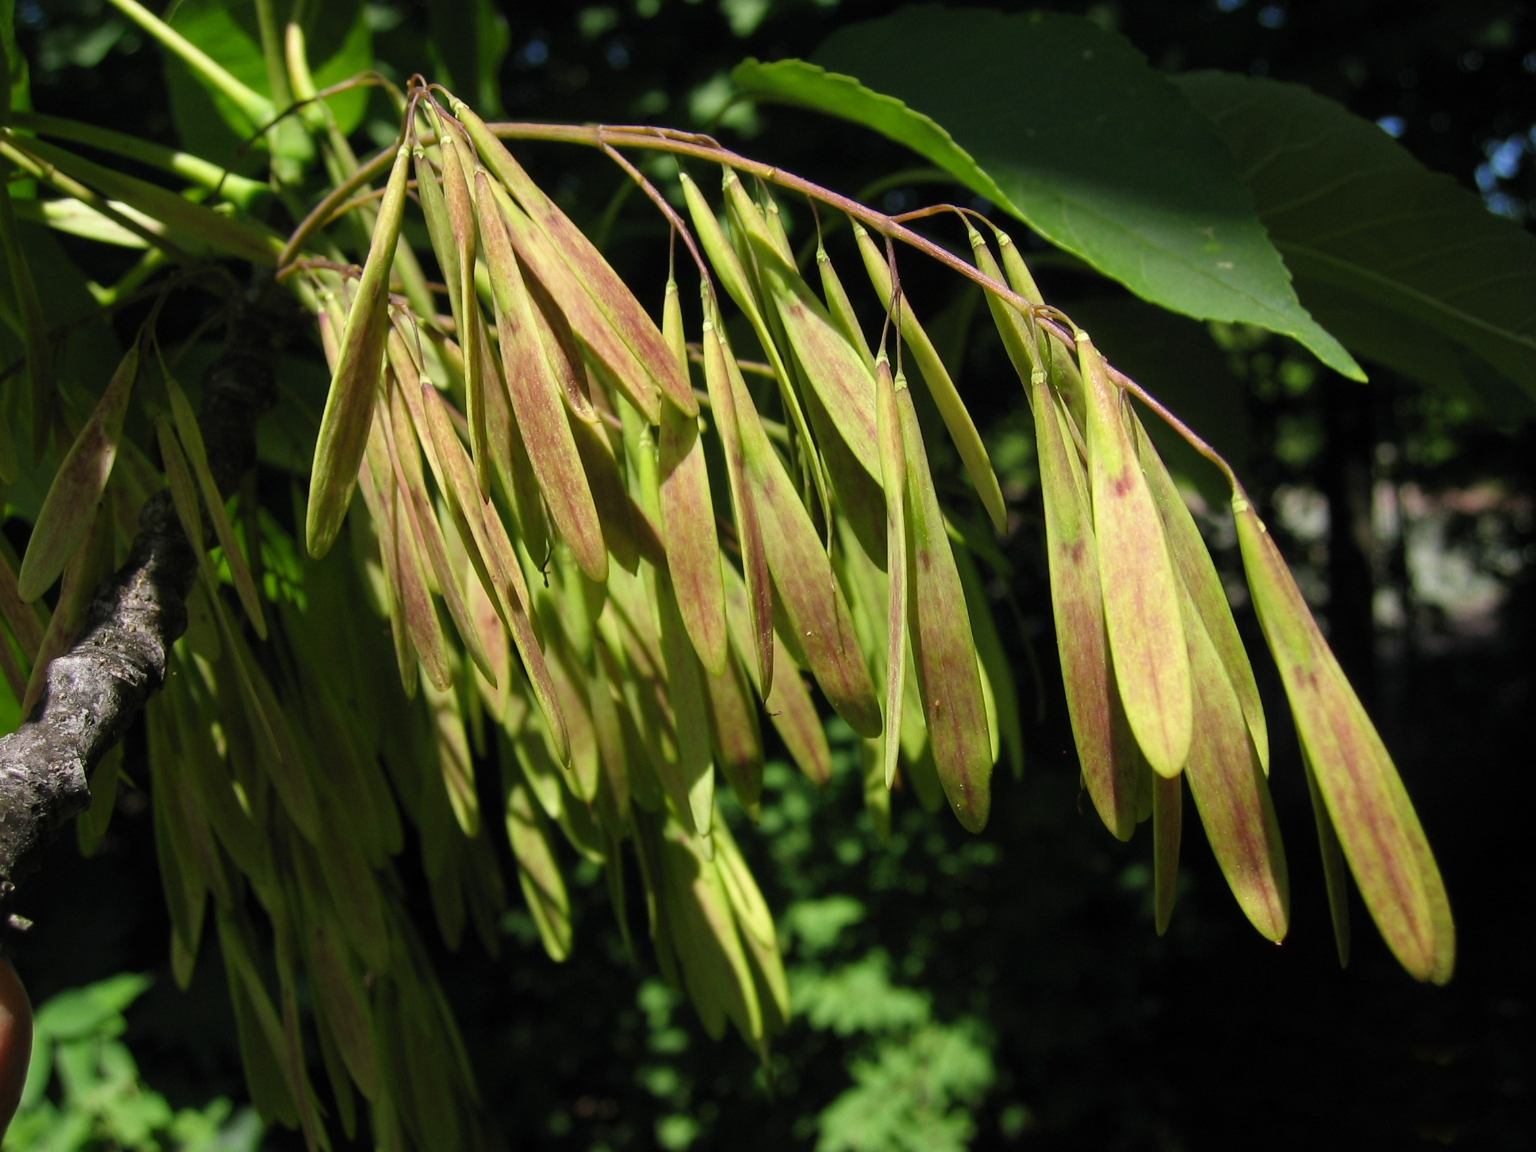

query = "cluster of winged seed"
0;79;1454;1150
970;231;1452;986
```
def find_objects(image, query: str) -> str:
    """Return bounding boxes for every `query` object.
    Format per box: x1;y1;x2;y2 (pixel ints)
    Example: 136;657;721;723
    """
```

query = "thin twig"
487;121;1067;345
598;140;712;284
1112;365;1242;492
0;137;196;264
277;141;397;272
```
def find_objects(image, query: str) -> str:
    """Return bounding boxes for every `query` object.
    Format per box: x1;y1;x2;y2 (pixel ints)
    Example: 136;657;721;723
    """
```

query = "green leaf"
732;59;1010;226
782;896;865;957
1175;70;1536;402
817;1021;994;1152
17;345;138;602
34;973;152;1041
0;0;32;121
733;7;1360;377
1279;277;1536;424
307;3;374;133
793;951;929;1036
162;0;371;161
428;0;509;116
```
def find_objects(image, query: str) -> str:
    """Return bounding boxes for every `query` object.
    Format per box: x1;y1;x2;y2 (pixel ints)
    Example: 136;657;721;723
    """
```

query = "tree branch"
0;300;281;910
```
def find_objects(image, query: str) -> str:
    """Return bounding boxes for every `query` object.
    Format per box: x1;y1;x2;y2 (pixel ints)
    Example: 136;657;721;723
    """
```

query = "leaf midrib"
1011;176;1318;332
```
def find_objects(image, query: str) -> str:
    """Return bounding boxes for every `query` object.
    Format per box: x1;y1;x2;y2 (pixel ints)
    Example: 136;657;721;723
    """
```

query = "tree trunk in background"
1322;377;1378;710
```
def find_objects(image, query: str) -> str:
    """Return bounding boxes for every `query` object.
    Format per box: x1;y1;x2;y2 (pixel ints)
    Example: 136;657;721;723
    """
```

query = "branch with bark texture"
0;300;281;910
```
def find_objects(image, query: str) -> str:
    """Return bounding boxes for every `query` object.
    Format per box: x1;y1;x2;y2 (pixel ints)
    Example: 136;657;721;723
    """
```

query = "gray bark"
0;304;279;908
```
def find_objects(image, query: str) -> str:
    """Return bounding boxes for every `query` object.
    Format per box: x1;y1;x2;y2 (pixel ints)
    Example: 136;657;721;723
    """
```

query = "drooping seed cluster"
0;77;1454;1152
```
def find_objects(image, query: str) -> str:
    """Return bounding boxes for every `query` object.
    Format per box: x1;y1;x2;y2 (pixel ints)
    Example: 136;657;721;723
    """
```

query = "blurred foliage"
6;974;262;1152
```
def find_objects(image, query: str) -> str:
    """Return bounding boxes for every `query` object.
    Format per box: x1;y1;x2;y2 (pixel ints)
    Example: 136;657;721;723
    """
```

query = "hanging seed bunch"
1;68;1452;1149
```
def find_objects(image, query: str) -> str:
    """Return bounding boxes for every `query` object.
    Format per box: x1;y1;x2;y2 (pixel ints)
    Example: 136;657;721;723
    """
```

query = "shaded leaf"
18;345;137;602
657;814;762;1045
1152;771;1181;936
0;174;50;466
1303;748;1352;969
504;770;572;962
22;497;112;715
952;537;1024;782
428;0;508;116
1176;70;1536;400
655;571;716;839
702;649;763;820
303;916;381;1101
165;371;267;638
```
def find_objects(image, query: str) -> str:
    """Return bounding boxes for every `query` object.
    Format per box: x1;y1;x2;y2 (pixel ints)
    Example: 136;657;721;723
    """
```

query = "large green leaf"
1285;276;1536;423
428;0;509;116
164;0;372;162
733;6;1361;379
33;973;151;1041
1175;70;1536;406
0;223;125;520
